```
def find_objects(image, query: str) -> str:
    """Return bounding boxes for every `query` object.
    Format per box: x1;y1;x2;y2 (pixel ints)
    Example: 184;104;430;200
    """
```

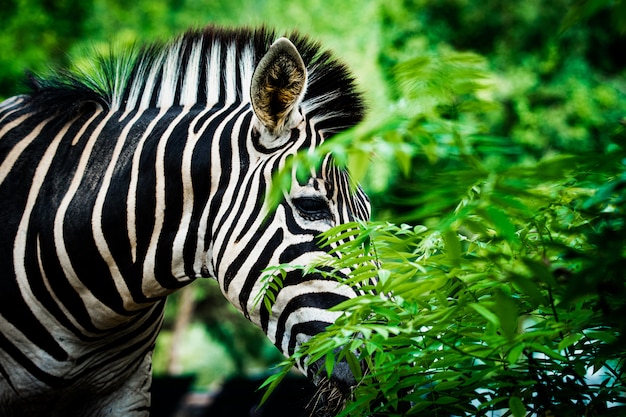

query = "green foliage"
254;264;292;314
261;2;626;416
266;178;626;413
561;0;626;34
0;0;92;95
266;156;626;415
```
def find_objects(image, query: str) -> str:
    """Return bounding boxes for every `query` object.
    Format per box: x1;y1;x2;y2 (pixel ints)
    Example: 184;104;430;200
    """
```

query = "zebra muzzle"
304;353;362;416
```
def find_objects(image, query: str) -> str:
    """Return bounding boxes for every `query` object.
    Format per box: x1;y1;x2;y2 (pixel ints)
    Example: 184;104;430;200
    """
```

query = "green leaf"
434;380;462;391
494;289;518;341
348;148;371;183
324;351;335;379
509;396;526;417
469;303;500;327
485;206;519;244
434;396;459;405
521;259;557;287
257;364;292;407
344;349;363;381
527;342;568;362
558;333;583;351
407;400;433;415
266;166;292;213
443;229;462;267
507;343;525;364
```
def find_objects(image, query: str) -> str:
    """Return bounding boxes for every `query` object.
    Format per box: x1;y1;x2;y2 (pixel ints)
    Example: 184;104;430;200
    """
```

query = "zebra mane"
27;26;365;133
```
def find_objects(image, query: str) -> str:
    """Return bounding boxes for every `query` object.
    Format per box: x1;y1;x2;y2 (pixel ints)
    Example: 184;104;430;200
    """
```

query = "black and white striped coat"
0;26;369;416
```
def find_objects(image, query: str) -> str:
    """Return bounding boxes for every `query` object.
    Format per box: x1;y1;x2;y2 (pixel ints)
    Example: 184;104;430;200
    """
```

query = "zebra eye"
292;196;332;222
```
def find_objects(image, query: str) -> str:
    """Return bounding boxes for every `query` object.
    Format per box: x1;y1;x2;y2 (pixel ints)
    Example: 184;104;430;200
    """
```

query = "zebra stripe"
0;26;368;416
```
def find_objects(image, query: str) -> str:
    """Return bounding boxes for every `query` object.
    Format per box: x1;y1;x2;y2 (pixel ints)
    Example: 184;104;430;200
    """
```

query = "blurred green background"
3;0;625;394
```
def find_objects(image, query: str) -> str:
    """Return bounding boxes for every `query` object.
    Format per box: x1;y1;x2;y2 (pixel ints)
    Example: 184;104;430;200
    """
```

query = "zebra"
0;26;369;416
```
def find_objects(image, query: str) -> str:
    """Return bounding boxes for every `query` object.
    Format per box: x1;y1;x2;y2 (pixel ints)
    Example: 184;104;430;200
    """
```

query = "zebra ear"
251;37;307;136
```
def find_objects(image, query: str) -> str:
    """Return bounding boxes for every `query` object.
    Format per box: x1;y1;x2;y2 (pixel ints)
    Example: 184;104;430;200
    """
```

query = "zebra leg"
47;351;154;417
80;351;154;417
0;351;153;417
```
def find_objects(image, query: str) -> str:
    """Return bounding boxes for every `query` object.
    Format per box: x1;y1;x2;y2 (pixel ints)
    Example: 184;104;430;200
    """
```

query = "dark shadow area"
202;375;317;417
150;374;196;417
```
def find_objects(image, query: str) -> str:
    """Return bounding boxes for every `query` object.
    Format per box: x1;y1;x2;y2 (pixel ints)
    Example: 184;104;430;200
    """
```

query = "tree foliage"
269;142;626;415
261;2;626;416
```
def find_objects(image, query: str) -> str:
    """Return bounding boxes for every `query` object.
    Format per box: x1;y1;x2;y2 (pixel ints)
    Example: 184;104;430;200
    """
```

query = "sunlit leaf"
469;303;500;327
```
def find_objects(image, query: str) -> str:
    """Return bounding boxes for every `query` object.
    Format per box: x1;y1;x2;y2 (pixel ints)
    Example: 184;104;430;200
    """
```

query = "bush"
261;3;626;415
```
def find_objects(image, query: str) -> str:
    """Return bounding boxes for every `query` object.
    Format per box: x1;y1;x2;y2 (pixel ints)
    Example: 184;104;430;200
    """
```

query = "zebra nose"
307;357;360;417
309;355;358;394
328;360;358;393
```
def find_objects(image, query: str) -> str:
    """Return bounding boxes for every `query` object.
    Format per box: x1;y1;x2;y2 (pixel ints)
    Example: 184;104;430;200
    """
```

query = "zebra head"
0;26;368;416
205;34;370;396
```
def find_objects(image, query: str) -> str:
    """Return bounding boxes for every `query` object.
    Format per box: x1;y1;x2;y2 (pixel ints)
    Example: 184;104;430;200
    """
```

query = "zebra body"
0;27;368;416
